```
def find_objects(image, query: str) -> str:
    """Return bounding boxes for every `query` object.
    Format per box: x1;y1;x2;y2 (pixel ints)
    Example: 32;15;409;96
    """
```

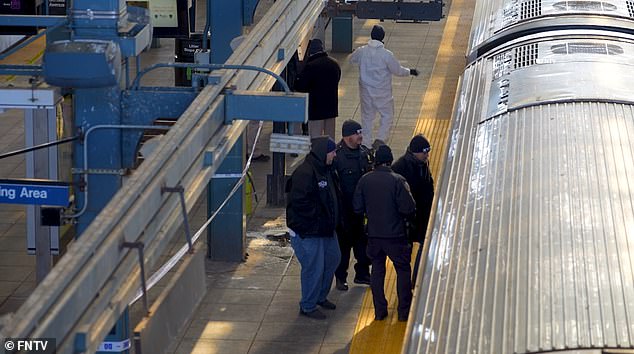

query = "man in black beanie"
287;136;342;320
392;134;434;287
353;144;416;322
295;38;342;139
332;120;373;291
350;24;419;149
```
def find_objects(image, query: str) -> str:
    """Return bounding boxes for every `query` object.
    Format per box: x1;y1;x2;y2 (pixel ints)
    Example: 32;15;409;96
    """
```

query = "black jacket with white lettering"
286;137;341;237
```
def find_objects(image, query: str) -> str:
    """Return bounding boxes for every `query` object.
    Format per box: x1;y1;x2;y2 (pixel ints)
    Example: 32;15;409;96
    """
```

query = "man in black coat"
333;120;373;291
286;136;342;320
295;38;342;139
392;134;434;286
353;144;416;322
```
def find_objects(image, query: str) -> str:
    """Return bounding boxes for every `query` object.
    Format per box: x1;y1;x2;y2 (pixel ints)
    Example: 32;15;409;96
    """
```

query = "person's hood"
405;149;427;165
368;39;384;48
310;136;331;165
307;51;328;63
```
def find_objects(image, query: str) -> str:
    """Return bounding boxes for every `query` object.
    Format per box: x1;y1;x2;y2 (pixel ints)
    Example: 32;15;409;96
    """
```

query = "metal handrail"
131;62;292;93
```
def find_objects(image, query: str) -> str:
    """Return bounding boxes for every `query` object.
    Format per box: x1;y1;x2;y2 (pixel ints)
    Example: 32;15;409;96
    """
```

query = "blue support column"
207;0;246;261
70;2;129;352
73;87;122;234
209;0;243;64
207;136;246;261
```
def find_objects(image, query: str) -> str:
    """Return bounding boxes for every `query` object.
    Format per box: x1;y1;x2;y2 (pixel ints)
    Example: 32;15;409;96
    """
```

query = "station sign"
0;179;69;206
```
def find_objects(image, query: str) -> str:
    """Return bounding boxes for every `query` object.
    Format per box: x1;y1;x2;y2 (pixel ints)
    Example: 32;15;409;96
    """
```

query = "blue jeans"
290;233;341;312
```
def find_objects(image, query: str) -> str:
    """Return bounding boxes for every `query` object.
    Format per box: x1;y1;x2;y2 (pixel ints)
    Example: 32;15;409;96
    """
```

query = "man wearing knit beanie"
332;119;373;291
392;134;434;288
353;143;416;322
350;24;419;147
286;136;341;320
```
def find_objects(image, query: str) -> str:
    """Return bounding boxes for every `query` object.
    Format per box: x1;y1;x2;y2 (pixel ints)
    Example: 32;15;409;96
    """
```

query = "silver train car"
403;2;634;353
468;0;634;60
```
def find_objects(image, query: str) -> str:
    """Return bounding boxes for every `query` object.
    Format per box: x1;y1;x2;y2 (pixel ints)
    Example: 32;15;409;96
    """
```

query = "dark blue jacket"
353;165;416;238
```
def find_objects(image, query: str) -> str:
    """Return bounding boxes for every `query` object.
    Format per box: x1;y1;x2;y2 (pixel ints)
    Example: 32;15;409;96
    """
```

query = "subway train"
403;1;634;353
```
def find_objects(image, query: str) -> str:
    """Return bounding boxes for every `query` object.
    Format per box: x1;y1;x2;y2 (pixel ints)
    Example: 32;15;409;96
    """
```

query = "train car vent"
520;0;542;19
552;1;617;11
550;42;624;55
628;0;634;17
513;43;539;69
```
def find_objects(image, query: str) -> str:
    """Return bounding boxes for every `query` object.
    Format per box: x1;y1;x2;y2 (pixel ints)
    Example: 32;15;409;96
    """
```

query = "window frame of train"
127;0;193;38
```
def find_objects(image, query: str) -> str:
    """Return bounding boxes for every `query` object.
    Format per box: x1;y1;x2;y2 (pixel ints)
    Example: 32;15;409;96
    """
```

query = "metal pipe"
0;135;80;160
131;62;292;93
65;124;170;219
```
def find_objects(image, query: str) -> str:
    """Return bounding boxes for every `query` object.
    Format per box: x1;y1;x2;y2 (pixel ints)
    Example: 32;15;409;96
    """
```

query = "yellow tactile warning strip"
0;35;46;84
349;0;475;352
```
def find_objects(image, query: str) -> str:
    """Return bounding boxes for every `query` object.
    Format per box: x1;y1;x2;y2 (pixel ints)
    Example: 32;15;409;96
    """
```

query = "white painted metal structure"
0;0;323;352
405;29;634;354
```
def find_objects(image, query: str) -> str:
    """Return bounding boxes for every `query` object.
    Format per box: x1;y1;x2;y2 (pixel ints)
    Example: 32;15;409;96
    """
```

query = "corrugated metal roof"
412;100;634;353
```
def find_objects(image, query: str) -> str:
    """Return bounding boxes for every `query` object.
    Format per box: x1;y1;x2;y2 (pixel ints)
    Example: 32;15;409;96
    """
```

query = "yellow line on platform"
0;35;46;83
349;0;475;352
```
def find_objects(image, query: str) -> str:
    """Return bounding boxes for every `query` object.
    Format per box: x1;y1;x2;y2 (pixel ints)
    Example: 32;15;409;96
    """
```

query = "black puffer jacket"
286;137;341;237
295;52;342;121
392;151;434;242
353;165;416;238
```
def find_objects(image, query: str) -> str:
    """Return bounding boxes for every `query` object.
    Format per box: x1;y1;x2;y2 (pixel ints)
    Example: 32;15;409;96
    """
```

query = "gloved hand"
410;68;419;76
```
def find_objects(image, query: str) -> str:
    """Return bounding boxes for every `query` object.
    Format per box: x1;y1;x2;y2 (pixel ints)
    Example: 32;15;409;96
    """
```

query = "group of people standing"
285;24;432;321
286;126;434;321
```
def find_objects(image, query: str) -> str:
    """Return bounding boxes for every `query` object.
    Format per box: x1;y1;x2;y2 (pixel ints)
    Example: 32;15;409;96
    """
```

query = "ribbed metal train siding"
410;63;634;353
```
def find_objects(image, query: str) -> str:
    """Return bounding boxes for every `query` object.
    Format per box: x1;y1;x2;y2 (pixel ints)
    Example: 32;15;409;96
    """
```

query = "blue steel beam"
0;15;66;27
224;90;308;124
121;89;198;167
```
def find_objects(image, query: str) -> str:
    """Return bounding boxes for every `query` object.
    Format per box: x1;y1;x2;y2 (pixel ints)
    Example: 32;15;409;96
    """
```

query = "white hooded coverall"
350;39;411;145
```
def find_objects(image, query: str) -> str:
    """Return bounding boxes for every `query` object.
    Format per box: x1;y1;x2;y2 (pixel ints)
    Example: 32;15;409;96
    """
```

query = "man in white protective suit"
349;24;419;149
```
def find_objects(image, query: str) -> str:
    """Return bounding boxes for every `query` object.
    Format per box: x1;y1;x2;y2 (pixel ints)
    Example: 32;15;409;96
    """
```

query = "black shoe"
398;314;408;322
336;278;349;291
375;312;388;321
252;153;270;162
317;299;336;310
300;308;326;320
354;274;371;285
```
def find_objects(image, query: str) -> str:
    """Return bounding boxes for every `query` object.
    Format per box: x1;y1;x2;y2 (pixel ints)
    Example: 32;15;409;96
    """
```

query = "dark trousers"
367;237;412;317
335;224;371;281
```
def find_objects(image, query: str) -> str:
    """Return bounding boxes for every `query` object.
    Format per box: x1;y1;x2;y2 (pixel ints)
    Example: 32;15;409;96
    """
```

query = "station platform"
169;0;473;352
0;0;474;352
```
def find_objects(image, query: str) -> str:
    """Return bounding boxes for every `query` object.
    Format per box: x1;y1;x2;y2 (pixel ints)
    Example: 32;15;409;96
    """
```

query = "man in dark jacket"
333;120;373;291
286;136;342;320
392;134;434;286
295;38;342;139
353;144;416;322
